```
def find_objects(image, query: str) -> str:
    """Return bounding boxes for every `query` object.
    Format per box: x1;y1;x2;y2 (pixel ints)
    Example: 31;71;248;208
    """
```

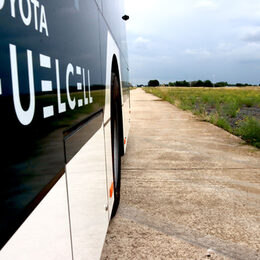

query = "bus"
0;0;130;259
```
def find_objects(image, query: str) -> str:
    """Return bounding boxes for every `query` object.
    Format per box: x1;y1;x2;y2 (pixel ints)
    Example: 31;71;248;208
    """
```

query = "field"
144;87;260;148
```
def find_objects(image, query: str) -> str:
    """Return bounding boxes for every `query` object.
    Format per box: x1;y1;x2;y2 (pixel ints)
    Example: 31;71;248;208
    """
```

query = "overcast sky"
124;0;260;85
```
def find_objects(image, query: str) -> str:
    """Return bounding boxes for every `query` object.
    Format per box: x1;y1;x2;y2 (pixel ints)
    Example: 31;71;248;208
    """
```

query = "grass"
144;87;260;148
235;117;260;148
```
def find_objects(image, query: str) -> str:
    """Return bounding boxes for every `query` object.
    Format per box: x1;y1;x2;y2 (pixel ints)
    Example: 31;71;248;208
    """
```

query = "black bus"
0;0;130;258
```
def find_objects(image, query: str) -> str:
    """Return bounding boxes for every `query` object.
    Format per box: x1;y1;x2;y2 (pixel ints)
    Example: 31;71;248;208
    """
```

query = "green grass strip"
144;87;260;148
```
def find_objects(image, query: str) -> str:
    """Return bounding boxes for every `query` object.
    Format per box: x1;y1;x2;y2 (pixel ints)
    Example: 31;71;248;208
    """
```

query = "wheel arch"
111;54;124;156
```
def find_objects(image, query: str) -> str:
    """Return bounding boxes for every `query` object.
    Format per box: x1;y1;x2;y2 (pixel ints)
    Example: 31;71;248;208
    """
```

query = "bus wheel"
111;73;121;218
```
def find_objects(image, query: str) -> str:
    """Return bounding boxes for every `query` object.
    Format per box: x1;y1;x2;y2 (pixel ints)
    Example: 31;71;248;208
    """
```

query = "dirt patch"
225;106;260;128
203;105;260;130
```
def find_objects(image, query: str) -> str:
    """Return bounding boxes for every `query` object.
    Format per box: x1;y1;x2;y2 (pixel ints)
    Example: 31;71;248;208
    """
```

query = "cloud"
217;43;234;52
133;36;151;50
185;48;211;58
243;28;260;43
134;37;150;45
225;42;260;62
194;0;217;9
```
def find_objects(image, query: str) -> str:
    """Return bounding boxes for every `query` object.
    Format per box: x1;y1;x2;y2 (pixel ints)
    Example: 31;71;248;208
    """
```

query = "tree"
204;80;213;87
175;80;190;87
148;79;159;86
175;81;182;86
236;83;246;87
215;82;228;87
192;80;204;87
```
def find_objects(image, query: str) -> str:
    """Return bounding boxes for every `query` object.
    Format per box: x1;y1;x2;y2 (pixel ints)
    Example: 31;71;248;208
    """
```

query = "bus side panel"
65;113;109;260
0;0;105;250
0;175;72;260
0;0;129;258
98;13;114;216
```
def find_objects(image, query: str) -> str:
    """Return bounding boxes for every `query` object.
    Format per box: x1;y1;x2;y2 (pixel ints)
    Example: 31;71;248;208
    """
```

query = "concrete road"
101;89;260;260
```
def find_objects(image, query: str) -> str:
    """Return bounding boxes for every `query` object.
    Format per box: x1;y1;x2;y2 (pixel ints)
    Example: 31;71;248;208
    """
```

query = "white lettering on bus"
39;53;54;118
19;0;32;26
0;0;5;10
39;4;48;36
2;0;49;36
87;69;93;103
0;78;2;95
10;0;16;17
76;66;83;107
55;59;66;113
8;44;93;124
10;44;35;125
66;63;76;110
30;0;39;30
82;68;88;105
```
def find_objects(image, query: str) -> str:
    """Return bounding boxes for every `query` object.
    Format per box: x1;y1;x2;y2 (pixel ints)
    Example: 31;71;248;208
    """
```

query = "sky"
124;0;260;86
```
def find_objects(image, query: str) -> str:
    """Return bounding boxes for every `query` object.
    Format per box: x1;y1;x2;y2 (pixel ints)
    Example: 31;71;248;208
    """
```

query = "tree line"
147;79;258;87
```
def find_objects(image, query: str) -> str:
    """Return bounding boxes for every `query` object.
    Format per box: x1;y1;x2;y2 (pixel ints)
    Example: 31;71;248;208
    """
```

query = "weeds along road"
101;88;260;260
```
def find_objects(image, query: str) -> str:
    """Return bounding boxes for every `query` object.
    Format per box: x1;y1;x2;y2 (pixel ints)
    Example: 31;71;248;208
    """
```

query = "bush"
204;80;213;87
236;83;252;87
235;117;260;148
175;80;190;87
148;80;160;87
192;80;204;87
191;80;213;87
215;82;228;87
